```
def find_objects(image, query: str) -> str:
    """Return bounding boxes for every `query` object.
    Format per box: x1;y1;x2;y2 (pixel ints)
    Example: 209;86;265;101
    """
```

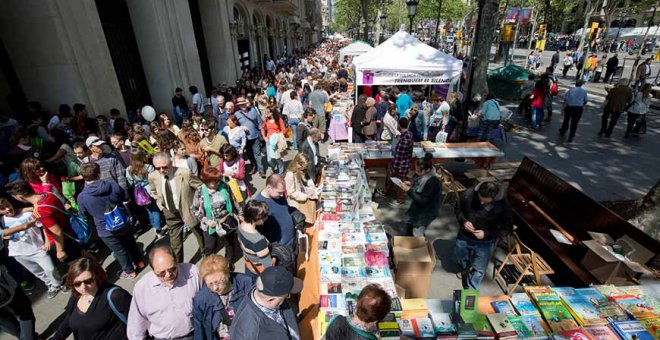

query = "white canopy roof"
338;41;373;62
352;30;463;85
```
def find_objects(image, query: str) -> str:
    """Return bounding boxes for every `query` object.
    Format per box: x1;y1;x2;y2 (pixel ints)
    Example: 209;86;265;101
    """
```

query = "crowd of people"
0;28;653;339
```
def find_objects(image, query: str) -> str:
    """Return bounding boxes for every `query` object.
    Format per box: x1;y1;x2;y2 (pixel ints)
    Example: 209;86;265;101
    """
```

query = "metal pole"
509;1;525;66
409;16;414;33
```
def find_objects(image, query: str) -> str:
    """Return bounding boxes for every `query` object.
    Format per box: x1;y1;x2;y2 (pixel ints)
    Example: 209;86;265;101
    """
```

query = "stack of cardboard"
392;236;436;298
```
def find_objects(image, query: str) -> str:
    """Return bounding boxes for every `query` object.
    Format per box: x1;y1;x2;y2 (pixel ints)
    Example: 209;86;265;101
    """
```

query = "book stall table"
328;141;504;170
297;151;399;340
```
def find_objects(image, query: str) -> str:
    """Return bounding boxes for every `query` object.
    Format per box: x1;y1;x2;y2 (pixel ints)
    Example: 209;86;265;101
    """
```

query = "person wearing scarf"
398;153;443;237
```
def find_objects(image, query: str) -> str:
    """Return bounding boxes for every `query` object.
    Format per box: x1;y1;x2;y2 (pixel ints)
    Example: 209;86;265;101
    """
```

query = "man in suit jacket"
148;152;203;262
299;128;323;183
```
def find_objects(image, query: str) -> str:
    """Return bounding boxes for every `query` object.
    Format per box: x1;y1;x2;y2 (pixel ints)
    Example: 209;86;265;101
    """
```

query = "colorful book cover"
365;266;391;279
583;324;621;340
553;287;607;325
555;328;594;340
611;320;656;340
486;313;517;337
492;300;519;316
341;277;366;295
378;313;400;331
431;312;457;334
341;266;367;280
639;318;660;340
341;231;366;245
610;295;658;320
536;300;579;332
341;244;365;255
364;250;389;266
617;286;660;319
412;317;437;338
318;309;346;338
460;289;480;323
531;291;563;303
320;282;342;295
319;265;341;282
520;314;550;337
318;250;342;266
363;224;385;233
365;242;389;253
341;254;366;267
397;318;416;337
472;314;495;337
320;294;346;309
366;232;388;244
318;238;342;251
506;315;534;338
596;285;622;298
512;293;542;316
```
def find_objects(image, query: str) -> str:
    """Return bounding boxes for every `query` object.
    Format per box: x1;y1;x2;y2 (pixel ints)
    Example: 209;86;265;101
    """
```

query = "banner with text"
357;70;456;85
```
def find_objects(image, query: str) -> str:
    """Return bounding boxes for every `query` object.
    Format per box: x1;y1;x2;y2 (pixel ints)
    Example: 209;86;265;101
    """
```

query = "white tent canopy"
338;41;373;62
353;30;463;85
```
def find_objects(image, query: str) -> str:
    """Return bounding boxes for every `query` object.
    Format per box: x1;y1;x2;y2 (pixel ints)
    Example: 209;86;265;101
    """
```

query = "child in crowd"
0;198;68;299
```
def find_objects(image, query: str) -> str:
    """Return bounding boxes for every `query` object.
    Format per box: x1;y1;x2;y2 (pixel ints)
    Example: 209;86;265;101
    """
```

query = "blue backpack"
103;204;129;232
38;204;91;245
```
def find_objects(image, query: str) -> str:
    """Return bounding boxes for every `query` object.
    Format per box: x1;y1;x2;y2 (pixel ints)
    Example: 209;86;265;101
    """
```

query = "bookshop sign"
358;70;454;85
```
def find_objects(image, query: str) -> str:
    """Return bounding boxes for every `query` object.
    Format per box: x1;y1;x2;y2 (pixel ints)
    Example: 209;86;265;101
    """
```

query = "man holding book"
454;181;513;289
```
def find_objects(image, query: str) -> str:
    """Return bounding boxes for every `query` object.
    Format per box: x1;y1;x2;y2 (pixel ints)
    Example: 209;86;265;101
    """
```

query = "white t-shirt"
3;212;44;257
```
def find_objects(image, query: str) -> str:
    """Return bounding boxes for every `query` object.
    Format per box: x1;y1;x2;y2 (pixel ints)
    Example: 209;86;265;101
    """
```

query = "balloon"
141;105;156;122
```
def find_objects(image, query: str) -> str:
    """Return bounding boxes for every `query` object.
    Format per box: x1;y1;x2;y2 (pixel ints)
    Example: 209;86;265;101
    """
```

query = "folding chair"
494;232;554;295
437;167;466;206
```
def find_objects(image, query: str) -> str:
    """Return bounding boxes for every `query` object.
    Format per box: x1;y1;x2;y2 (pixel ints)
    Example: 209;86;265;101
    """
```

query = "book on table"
638;318;660;339
486;313;517;339
611;320;656;340
511;292;543;316
553;287;608;325
554;327;597;340
583;324;622;340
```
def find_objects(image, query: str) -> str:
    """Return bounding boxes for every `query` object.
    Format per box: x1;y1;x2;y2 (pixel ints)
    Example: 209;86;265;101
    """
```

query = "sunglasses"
155;266;177;278
73;278;94;288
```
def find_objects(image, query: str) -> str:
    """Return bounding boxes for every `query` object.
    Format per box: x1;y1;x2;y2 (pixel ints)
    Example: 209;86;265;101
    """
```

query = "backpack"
0;265;17;308
133;183;151;206
39;204;91;245
104;204;129;232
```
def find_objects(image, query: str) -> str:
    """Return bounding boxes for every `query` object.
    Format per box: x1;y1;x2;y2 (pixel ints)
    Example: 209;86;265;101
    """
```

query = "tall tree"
466;0;501;97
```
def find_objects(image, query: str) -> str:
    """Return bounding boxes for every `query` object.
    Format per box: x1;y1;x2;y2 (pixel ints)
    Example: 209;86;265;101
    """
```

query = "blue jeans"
246;138;265;173
454;237;495;289
174;106;188;126
531;107;544;129
145;201;161;232
101;229;142;274
289;118;300;149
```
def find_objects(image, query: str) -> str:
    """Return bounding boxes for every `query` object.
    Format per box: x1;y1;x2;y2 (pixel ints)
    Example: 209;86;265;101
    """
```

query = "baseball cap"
256;266;303;297
85;136;106;147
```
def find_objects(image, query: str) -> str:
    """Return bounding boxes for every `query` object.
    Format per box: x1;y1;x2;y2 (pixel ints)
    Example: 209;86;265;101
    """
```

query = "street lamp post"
406;0;419;33
380;14;388;43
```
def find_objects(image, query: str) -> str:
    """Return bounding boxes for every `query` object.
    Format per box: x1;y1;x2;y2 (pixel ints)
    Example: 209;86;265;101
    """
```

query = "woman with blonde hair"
284;153;319;224
192;254;252;339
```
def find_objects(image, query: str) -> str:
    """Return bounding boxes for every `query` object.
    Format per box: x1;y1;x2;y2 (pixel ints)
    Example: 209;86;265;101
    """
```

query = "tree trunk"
362;0;370;41
467;0;501;97
629;3;657;81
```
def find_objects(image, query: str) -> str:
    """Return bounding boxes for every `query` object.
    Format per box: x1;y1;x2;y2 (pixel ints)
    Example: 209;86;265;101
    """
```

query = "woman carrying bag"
192;167;239;263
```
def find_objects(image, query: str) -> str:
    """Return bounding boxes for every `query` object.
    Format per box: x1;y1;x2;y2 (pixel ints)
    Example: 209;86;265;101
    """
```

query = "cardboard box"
581;235;653;285
393;236;436;298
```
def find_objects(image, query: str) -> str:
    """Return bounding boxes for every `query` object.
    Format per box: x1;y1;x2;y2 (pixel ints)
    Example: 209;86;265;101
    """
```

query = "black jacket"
324;315;378;340
606;56;619;70
406;175;443;228
351;105;367;134
455;188;513;243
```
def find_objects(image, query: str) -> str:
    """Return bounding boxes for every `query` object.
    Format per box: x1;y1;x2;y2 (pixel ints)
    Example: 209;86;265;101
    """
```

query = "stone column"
0;0;124;116
198;0;239;85
126;0;204;113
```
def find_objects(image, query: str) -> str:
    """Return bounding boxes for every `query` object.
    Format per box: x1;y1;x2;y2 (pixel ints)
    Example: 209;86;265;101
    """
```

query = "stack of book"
526;286;580;333
317;155;399;338
552;287;609;325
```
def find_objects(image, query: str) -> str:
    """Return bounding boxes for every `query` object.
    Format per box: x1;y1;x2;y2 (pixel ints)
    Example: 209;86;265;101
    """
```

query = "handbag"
324;101;333;113
133;183;151;206
39;203;91;245
104;204;129;232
